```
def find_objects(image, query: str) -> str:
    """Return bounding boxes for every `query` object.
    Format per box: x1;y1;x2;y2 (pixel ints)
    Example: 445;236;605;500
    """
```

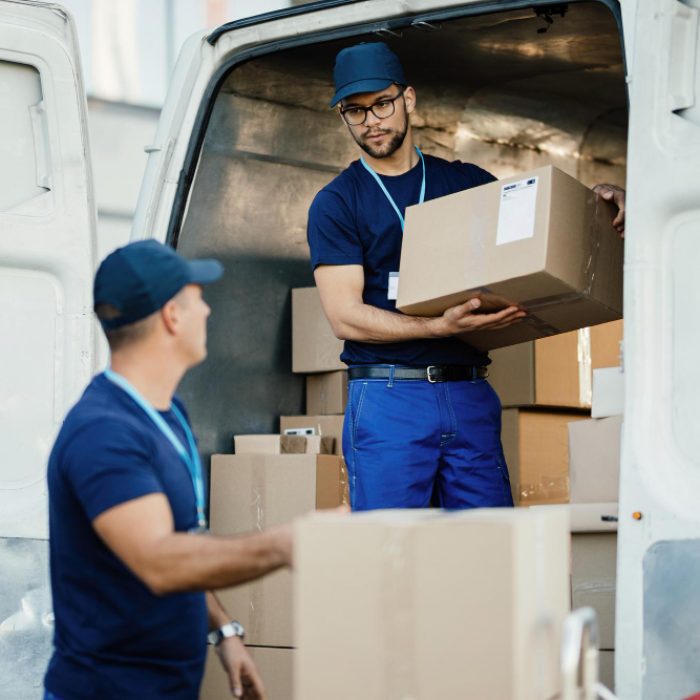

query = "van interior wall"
176;1;627;486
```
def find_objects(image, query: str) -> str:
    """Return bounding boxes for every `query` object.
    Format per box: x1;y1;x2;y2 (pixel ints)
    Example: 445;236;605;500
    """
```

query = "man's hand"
429;298;526;337
216;636;266;699
593;184;626;236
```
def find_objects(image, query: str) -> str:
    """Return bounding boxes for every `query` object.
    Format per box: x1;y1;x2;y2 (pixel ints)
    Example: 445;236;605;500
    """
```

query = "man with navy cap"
44;241;291;700
307;42;626;512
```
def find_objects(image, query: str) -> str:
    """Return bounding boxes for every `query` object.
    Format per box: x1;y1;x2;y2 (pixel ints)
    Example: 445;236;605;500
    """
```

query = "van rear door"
617;0;700;696
0;0;96;539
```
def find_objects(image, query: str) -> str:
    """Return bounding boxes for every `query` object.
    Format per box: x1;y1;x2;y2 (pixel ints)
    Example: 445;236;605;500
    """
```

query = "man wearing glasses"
307;42;625;512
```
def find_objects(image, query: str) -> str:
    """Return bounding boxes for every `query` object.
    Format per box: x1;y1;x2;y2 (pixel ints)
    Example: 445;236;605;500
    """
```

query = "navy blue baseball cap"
93;240;223;331
330;42;407;107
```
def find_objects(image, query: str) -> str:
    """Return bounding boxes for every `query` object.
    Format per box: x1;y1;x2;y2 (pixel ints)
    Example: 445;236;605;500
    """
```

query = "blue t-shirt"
307;153;497;366
44;373;208;700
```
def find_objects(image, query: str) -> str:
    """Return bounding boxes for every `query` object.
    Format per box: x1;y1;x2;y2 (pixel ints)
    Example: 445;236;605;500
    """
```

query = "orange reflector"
632;511;643;520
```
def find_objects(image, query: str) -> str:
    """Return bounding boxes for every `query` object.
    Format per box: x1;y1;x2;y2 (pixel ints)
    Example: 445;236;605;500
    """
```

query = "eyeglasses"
339;88;406;126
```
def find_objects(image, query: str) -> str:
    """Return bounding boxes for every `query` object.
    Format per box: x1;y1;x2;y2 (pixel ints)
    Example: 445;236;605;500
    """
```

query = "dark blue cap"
93;240;223;331
330;42;406;107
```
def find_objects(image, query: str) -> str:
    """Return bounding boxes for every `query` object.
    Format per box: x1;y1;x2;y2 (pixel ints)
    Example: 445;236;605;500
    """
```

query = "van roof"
207;0;362;45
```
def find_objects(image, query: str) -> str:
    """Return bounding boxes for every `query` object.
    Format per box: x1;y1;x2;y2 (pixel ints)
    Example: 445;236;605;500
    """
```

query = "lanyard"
103;369;207;530
360;146;426;231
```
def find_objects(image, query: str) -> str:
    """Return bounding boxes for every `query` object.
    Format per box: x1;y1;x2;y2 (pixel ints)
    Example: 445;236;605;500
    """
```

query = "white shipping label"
496;176;538;246
388;272;399;300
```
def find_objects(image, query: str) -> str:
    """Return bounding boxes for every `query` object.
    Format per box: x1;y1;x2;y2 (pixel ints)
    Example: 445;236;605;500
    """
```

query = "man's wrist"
423;315;446;338
208;619;245;646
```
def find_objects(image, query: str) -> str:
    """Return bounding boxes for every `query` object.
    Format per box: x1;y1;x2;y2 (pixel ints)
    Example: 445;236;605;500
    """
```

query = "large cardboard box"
306;370;347;415
280;415;345;456
199;645;294;700
292;287;345;373
489;320;623;408
571;532;617;650
295;508;570;700
234;434;334;455
397;166;623;350
210;454;347;646
568;416;622;503
501;409;588;505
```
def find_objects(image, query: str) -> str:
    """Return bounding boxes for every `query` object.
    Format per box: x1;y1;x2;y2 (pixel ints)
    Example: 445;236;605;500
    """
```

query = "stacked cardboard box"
200;441;347;700
570;504;618;688
495;320;623;505
199;646;294;700
289;286;347;456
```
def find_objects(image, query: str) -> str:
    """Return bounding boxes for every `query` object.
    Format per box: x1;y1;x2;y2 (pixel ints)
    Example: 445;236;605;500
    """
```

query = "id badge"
388;272;399;301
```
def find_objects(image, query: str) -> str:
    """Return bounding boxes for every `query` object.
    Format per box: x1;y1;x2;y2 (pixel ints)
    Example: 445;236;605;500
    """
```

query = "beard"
351;109;409;159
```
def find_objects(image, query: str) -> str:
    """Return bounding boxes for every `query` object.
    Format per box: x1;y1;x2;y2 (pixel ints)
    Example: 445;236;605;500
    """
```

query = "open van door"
617;0;700;697
0;0;96;540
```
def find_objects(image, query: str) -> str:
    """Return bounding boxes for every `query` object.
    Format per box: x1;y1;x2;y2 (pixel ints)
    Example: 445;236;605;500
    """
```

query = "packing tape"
339;458;349;506
519;474;569;504
382;525;414;697
471;191;612;335
248;457;267;641
577;327;592;406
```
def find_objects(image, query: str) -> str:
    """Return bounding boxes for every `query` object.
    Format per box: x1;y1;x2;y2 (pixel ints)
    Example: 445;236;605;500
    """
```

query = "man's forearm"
333;300;443;343
206;591;231;629
147;526;290;595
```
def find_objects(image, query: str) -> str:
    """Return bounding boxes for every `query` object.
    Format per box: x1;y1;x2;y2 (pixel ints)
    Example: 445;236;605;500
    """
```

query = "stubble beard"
352;109;409;159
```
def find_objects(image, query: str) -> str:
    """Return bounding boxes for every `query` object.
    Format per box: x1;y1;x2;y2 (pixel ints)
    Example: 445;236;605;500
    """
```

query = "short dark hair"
94;304;157;351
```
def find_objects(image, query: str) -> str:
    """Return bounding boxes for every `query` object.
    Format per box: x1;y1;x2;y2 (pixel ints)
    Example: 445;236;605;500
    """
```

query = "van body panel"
616;0;700;695
0;0;96;539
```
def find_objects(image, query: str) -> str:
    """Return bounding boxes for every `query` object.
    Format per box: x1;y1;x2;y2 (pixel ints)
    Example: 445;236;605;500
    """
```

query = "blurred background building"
58;0;311;258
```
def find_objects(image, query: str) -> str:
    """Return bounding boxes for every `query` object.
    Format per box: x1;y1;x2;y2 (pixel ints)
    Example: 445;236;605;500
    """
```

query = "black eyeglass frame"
338;87;407;126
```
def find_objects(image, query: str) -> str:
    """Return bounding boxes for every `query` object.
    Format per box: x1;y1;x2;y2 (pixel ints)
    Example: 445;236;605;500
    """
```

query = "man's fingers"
242;661;267;700
230;662;243;698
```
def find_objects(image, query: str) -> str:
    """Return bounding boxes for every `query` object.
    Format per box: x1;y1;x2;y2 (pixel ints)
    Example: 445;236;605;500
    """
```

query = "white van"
1;0;697;698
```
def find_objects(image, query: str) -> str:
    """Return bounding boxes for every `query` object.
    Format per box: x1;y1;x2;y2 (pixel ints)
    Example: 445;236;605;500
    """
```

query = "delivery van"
1;0;697;697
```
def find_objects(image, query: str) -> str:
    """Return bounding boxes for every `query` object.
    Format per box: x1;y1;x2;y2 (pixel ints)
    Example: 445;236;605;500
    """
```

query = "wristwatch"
207;620;245;646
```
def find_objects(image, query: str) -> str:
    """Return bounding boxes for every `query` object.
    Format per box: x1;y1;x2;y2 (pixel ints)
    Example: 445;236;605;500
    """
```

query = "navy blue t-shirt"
307;153;497;366
44;374;208;700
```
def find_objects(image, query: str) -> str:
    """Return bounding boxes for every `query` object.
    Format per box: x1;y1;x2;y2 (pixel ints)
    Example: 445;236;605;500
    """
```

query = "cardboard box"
292;287;345;373
210;454;348;646
568;416;622;503
571;532;617;649
280;415;345;456
199;645;294;700
294;508;570;700
306;371;347;415
501;409;588;505
489;320;623;408
234;434;334;455
397;166;623;350
592;366;624;418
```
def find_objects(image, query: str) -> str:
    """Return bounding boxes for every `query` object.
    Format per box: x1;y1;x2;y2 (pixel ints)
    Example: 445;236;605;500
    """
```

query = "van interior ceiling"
175;0;627;482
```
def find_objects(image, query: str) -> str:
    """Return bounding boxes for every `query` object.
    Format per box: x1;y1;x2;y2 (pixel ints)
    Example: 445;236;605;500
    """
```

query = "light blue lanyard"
360;146;426;231
103;369;207;530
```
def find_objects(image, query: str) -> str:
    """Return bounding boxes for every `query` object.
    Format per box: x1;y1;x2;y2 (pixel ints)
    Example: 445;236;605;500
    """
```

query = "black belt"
347;365;488;383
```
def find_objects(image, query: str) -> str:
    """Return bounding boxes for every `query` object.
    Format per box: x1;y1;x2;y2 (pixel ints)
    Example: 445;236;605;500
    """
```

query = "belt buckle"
426;365;441;383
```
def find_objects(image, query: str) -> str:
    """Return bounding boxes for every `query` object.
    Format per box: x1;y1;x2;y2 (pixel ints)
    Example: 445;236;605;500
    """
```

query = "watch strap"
208;619;245;646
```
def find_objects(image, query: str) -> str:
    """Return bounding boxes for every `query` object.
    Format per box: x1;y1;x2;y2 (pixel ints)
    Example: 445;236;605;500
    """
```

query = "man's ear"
404;86;416;114
160;299;179;335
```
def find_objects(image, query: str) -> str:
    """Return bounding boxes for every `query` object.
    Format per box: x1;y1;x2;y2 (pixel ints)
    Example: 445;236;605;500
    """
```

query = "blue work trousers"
343;375;513;511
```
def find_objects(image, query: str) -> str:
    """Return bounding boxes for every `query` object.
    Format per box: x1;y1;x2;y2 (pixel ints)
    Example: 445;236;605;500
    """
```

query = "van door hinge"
373;27;402;39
